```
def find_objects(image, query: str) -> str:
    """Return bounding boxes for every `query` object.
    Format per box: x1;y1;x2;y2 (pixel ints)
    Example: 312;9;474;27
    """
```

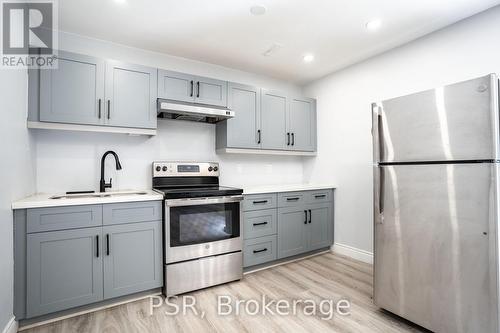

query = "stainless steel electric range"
152;161;243;296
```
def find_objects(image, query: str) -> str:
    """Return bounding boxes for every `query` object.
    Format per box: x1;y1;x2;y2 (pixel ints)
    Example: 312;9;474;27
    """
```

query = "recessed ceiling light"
303;54;314;63
366;19;382;31
250;5;267;16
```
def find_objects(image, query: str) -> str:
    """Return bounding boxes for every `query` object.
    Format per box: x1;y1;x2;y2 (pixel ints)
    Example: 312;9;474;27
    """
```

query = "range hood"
157;99;235;123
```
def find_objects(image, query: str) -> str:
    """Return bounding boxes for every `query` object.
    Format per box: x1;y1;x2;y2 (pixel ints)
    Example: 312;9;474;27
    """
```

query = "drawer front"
305;190;333;204
278;192;306;207
27;205;102;233
243;235;277;267
243;209;277;239
103;201;162;225
243;194;277;211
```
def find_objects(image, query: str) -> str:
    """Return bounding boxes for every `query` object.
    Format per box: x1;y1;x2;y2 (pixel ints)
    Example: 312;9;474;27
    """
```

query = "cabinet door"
277;206;308;259
105;61;157;129
261;89;288;150
289;97;316;151
103;221;162;299
158;70;195;103
40;51;105;125
226;83;261;149
195;76;228;107
307;203;332;251
26;227;103;317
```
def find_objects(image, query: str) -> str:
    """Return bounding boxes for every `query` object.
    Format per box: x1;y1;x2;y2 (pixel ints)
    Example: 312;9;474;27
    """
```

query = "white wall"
303;6;500;256
35;32;304;193
0;70;36;331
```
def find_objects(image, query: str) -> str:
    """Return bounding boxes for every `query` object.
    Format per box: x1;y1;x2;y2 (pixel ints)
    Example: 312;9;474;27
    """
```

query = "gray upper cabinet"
277;206;308;259
288;97;316;151
40;51;105;125
26;227;103;317
158;70;227;107
195;76;227;107
103;221;162;299
157;70;194;103
219;83;261;149
261;89;288;150
105;61;157;129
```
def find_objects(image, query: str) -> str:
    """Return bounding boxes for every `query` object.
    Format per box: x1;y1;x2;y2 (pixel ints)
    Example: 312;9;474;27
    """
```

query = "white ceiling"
59;0;500;84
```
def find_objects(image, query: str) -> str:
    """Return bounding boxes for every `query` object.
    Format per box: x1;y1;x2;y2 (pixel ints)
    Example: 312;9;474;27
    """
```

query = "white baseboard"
332;242;373;264
2;317;18;333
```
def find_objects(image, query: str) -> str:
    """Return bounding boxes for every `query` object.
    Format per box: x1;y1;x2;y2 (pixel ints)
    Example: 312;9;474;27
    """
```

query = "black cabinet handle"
98;99;102;119
107;100;111;119
253;221;268;226
287;132;290;145
190;80;194;97
315;194;326;199
304;210;308;224
257;130;261;144
253;248;268;254
286;197;299;201
308;209;312;224
196;81;200;98
96;235;99;257
106;234;110;256
291;133;295;146
253;200;268;204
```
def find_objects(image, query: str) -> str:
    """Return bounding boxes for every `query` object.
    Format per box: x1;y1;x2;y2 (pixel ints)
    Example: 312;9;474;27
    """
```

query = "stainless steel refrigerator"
372;74;500;333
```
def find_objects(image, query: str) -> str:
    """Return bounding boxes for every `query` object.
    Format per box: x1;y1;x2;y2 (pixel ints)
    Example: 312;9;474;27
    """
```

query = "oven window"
169;202;240;247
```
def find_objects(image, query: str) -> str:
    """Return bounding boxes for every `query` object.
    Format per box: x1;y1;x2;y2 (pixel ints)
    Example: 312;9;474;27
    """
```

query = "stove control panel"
152;162;220;177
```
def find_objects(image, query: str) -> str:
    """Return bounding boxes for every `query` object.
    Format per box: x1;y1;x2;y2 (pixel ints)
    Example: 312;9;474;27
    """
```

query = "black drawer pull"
96;235;99;258
253;200;268;204
304;210;307;224
253;221;268;226
253;248;268;254
106;234;110;256
315;194;326;199
286;197;300;201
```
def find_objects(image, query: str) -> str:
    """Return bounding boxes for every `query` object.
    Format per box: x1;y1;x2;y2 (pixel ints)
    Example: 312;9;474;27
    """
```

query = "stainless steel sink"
50;191;148;200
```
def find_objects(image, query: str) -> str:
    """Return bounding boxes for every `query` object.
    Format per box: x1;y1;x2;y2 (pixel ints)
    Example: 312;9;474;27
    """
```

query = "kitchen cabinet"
217;83;261;149
103;221;162;299
31;50;157;134
14;200;163;319
158;69;227;107
277;206;309;258
308;203;332;251
26;227;103;317
104;61;157;129
288;97;316;151
261;89;288;150
216;87;317;155
40;51;105;126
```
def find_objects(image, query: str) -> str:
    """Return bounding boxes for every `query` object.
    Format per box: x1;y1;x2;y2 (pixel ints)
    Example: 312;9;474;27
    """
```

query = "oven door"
165;195;243;263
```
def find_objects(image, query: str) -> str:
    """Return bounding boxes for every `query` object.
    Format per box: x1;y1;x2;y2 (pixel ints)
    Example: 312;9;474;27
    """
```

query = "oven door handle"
165;195;244;207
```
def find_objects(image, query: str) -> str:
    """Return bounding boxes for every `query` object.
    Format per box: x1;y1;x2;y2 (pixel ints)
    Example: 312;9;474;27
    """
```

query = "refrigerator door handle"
379;167;385;219
378;114;384;162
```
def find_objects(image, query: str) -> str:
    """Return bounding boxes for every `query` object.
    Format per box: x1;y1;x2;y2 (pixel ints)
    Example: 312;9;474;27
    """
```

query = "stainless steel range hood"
157;99;234;123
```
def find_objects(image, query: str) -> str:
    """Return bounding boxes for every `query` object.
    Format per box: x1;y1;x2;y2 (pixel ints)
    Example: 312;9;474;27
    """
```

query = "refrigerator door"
373;74;499;163
374;163;499;333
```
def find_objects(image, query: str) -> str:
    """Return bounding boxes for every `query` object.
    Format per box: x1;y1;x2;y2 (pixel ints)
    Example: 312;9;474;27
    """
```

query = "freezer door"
373;75;499;163
374;163;499;333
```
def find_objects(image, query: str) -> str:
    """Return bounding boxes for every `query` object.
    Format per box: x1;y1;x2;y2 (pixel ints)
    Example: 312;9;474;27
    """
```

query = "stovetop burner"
155;186;243;199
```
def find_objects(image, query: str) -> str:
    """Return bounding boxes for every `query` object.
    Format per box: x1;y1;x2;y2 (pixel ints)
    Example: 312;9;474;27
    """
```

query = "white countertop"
228;184;336;195
12;190;164;210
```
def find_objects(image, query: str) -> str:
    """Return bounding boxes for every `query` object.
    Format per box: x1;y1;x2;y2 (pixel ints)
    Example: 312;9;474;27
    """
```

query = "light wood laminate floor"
22;252;427;333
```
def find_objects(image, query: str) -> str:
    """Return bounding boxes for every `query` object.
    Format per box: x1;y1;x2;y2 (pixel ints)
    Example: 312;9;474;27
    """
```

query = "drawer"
277;192;306;207
103;201;162;225
243;209;277;239
27;205;102;233
243;235;277;267
305;189;333;204
243;193;277;211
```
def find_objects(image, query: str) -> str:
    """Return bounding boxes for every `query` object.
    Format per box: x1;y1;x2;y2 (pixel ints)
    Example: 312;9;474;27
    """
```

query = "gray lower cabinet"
26;227;103;317
308;203;333;251
277;206;309;258
105;61;157;129
261;89;288;150
40;51;105;126
288;97;316;152
103;221;162;299
158;69;227;107
243;235;277;267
